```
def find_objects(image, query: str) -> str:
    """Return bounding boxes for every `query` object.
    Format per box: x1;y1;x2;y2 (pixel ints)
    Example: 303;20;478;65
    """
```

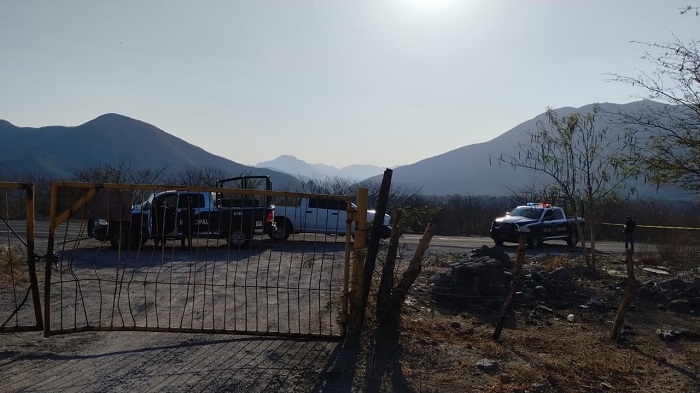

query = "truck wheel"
228;226;250;248
109;225;130;249
131;230;145;248
269;218;291;241
566;232;579;247
528;233;543;249
493;239;504;246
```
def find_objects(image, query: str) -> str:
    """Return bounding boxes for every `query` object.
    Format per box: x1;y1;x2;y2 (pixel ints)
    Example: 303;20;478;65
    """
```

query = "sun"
400;0;459;11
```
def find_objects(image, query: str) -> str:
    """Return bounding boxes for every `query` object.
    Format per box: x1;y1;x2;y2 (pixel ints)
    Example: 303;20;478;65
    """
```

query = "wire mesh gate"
44;182;353;339
0;182;43;332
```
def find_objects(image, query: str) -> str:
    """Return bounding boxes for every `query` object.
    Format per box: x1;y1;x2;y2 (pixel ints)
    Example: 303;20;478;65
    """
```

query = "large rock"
667;299;692;314
432;251;512;310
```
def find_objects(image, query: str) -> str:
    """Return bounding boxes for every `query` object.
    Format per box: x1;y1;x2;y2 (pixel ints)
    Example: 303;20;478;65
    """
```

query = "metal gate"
0;182;43;332
44;182;358;338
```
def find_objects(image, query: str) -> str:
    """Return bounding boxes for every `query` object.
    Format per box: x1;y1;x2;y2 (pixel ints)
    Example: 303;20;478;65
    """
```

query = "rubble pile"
430;247;699;319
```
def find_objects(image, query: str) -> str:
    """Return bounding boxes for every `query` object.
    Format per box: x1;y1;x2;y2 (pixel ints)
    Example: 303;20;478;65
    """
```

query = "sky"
1;1;698;169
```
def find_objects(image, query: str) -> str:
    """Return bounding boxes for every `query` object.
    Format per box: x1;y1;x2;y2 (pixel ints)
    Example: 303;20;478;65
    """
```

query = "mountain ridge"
0;113;302;188
1;100;692;200
255;155;386;180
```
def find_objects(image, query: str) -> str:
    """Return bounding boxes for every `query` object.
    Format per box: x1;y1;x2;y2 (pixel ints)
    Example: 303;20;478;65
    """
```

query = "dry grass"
0;245;29;287
542;255;570;272
390;255;700;393
636;232;700;270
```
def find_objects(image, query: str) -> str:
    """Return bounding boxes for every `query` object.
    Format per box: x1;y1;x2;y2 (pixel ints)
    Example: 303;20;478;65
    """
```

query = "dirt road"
0;330;338;392
1;219;349;392
0;220;625;392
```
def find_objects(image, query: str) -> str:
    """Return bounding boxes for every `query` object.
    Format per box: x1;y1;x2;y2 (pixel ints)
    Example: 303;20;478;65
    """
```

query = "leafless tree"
609;36;700;194
493;105;634;268
72;157;167;185
165;165;227;187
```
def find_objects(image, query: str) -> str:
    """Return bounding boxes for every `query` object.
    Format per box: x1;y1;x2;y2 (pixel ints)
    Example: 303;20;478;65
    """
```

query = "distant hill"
255;155;386;180
366;100;694;200
0;113;301;188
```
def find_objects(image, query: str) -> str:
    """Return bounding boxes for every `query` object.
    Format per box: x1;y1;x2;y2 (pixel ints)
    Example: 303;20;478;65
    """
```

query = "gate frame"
45;181;361;338
0;182;42;332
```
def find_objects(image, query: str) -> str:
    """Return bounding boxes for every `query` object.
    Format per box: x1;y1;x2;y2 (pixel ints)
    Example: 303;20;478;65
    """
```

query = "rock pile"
431;246;513;310
634;276;700;314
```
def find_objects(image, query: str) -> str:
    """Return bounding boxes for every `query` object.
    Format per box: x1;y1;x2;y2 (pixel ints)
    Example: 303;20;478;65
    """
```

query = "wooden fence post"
493;234;526;341
610;249;639;342
347;187;368;334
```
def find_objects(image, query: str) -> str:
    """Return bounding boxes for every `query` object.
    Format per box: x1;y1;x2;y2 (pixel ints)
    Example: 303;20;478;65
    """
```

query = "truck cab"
91;180;275;249
270;197;392;241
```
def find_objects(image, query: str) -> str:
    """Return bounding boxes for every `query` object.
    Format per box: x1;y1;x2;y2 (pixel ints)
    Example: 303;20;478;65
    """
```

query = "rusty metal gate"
44;181;362;339
0;182;43;332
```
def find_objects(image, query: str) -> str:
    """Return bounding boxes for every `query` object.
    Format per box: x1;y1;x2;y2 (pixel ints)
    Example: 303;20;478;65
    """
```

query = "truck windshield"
508;207;543;219
139;194;155;209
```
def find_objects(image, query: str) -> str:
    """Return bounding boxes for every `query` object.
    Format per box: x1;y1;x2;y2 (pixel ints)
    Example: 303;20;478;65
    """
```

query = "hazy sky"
1;1;697;168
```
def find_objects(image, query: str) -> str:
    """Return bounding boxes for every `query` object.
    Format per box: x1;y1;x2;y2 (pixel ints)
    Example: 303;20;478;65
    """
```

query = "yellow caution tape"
601;223;700;230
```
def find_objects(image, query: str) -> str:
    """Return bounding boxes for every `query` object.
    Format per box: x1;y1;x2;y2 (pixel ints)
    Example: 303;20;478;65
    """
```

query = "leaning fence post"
610;249;639;342
493;233;526;341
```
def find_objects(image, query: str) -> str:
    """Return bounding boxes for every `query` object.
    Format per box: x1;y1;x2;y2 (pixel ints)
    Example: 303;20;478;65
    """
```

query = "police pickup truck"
490;203;584;248
90;176;275;249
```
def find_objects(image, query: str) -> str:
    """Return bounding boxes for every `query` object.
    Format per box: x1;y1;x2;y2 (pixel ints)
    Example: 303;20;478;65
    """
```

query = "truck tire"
493;238;504;246
269;217;291;241
528;232;543;249
566;232;579;247
228;225;250;248
109;225;130;249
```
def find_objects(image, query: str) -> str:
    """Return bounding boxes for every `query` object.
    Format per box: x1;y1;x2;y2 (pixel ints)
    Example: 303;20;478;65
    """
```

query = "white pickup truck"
268;197;392;241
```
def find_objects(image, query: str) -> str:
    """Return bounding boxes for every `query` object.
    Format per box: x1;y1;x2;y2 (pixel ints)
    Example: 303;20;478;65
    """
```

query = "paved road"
2;219;629;255
400;233;628;255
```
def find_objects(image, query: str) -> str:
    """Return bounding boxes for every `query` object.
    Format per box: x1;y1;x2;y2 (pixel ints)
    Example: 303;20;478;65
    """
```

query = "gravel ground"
0;330;339;392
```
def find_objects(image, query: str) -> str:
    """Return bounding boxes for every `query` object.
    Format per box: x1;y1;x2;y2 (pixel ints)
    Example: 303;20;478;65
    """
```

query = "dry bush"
636;234;700;269
541;254;570;272
0;245;29;287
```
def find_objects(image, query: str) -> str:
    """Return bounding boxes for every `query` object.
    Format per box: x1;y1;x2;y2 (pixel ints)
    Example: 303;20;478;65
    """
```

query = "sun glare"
401;0;459;11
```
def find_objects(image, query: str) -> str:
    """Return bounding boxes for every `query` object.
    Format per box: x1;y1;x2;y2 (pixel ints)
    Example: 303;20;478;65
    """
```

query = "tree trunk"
588;220;597;267
377;222;434;327
390;223;434;311
368;223;434;392
376;212;402;323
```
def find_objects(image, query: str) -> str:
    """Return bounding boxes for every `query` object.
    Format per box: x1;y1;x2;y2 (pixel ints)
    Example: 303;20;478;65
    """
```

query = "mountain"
367;100;695;200
0;113;301;188
255;155;386;180
1;102;693;200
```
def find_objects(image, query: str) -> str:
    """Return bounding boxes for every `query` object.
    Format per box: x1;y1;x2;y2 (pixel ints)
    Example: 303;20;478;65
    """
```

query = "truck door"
307;198;346;235
551;208;568;237
152;193;179;238
540;209;556;239
304;198;322;233
329;200;348;234
176;193;194;237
